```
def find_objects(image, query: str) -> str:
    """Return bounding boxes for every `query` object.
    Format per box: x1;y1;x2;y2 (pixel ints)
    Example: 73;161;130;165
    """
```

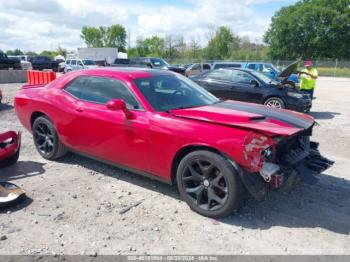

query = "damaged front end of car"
0;131;21;169
238;126;334;201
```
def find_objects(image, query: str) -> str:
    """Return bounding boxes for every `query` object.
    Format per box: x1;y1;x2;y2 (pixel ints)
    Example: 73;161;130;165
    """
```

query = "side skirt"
66;148;173;185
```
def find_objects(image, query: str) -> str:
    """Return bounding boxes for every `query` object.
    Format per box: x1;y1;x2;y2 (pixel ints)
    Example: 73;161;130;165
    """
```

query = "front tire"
176;150;245;218
32;116;67;160
264;97;285;109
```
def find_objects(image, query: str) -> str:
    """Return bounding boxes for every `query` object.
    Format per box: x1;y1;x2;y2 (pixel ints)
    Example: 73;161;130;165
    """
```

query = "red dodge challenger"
14;68;333;217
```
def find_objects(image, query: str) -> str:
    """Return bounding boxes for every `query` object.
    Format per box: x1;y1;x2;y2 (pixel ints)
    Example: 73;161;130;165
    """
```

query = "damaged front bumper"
0;131;21;169
238;131;334;200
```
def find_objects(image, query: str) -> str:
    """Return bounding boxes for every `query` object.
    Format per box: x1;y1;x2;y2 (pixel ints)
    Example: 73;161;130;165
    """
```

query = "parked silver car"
185;63;211;77
64;59;97;73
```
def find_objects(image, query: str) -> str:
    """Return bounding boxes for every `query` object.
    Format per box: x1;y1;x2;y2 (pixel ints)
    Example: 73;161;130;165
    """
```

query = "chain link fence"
168;59;350;77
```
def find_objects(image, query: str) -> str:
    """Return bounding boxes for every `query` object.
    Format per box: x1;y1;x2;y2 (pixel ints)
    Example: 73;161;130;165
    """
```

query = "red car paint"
0;131;21;162
14;68;316;182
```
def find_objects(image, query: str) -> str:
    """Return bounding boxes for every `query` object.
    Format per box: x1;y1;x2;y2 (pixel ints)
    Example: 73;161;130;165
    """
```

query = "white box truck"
77;48;119;66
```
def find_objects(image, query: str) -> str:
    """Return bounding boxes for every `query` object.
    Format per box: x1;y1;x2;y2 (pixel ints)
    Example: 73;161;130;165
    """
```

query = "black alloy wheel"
32;116;67;160
33;122;55;156
182;158;228;211
177;150;245;218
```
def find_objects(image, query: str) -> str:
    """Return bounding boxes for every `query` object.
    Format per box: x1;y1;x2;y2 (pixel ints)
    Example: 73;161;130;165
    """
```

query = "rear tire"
32;116;67;160
264;97;285;109
176;150;245;218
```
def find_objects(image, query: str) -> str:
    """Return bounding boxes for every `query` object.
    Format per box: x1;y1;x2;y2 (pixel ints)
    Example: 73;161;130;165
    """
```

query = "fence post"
334;58;338;78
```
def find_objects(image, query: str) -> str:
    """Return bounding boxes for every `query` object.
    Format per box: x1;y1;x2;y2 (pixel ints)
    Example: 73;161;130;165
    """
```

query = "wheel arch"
170;144;226;185
30;111;49;127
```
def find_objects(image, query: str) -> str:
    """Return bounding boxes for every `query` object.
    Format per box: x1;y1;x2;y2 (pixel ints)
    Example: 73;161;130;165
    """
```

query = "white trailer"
77;48;119;65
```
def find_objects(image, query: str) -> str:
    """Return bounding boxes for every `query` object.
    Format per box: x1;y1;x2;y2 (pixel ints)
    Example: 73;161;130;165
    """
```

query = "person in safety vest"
299;60;318;99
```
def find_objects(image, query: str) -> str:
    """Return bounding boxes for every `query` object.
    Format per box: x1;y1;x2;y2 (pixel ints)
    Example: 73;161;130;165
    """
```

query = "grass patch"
318;67;350;77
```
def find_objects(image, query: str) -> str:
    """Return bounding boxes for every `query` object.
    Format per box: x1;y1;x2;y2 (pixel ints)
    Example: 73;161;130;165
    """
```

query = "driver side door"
58;76;151;173
231;71;264;103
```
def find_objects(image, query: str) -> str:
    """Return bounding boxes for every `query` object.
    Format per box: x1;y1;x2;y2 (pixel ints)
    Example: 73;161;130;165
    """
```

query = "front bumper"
286;97;312;112
239;130;333;200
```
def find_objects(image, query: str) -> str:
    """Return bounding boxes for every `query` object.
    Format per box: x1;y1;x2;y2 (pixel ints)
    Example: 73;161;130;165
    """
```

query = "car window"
232;71;255;84
64;77;87;98
203;64;211;70
192;64;200;70
134;74;219;112
214;63;242;69
65;76;140;109
71;60;77;65
207;69;232;81
247;64;256;70
66;60;71;65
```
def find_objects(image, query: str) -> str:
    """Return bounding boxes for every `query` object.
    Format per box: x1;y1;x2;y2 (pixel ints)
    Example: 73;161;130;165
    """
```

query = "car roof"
67;67;176;81
213;62;245;64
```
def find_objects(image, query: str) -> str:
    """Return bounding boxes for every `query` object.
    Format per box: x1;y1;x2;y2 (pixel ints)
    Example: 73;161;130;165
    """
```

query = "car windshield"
250;70;278;84
83;60;96;65
134;74;219;111
150;58;169;67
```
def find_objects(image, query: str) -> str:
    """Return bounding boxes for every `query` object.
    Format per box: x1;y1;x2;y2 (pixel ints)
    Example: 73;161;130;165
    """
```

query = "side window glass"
207;69;232;81
248;64;256;70
203;64;211;70
192;64;200;70
64;77;87;98
232;71;254;84
71;60;77;65
83;77;140;109
66;60;70;65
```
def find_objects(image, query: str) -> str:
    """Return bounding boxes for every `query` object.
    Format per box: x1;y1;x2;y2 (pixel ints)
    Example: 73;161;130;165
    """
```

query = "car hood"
170;101;315;136
278;62;298;83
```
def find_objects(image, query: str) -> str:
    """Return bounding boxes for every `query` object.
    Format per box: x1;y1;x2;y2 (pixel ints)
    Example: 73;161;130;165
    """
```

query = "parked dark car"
129;57;186;75
0;51;21;70
29;56;59;72
191;63;312;112
110;58;131;67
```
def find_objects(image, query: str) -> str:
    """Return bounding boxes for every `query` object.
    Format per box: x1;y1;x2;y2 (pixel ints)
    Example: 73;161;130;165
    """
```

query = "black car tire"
176;150;245;218
32;116;67;160
264;97;286;109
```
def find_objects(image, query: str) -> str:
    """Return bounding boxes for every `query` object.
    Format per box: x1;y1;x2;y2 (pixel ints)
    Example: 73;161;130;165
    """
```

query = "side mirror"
250;79;259;87
106;99;133;119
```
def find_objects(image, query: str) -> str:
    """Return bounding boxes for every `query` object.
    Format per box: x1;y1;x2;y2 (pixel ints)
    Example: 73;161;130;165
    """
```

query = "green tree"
80;26;103;47
6;49;24;56
264;0;350;59
204;26;240;60
128;36;165;57
80;24;127;51
56;46;68;58
40;50;58;59
25;51;38;56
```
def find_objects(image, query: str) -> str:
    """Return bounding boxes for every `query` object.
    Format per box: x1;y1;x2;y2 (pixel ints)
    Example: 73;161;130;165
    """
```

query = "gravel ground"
0;77;349;255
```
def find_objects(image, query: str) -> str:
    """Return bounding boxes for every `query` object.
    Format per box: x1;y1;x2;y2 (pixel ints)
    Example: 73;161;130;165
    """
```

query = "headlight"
287;92;303;99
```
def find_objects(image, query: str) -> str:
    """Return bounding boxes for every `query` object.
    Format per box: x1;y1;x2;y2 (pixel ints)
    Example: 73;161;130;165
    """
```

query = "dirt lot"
0;77;349;255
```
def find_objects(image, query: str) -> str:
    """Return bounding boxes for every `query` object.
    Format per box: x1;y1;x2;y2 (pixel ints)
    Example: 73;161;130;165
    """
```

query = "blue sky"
0;0;298;52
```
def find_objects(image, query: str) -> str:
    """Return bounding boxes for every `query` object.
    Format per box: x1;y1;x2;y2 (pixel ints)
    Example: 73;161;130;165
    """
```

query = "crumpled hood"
170;101;315;136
